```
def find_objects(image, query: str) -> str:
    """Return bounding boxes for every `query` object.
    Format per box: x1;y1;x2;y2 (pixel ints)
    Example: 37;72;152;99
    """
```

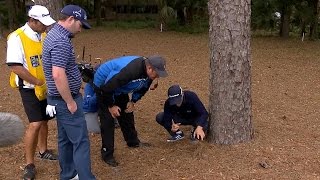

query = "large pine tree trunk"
207;0;254;144
33;0;63;20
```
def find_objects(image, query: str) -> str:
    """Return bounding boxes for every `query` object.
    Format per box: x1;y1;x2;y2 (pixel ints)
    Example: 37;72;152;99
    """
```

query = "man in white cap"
6;5;57;180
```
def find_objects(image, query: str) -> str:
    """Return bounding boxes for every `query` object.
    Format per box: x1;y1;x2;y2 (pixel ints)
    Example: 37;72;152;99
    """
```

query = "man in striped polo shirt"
42;5;95;180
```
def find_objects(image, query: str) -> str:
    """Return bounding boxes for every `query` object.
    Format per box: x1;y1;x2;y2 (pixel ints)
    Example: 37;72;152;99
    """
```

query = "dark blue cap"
168;85;183;105
61;5;91;29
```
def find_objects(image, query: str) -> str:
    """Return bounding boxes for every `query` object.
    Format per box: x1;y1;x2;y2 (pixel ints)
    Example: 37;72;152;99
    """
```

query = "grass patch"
168;23;208;34
91;18;208;34
99;19;157;30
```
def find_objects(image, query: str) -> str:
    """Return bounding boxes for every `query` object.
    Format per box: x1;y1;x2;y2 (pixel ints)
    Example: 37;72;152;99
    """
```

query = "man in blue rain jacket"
93;55;168;167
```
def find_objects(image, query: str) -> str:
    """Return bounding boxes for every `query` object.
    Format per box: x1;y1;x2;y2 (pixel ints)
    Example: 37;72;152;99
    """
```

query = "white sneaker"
70;174;79;180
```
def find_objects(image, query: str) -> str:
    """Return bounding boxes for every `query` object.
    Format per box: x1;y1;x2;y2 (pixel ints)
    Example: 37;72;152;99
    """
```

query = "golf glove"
46;105;56;117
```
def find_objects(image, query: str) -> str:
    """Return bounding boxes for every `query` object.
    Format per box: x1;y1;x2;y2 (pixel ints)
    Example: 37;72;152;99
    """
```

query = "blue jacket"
83;83;98;113
163;91;208;130
93;56;152;107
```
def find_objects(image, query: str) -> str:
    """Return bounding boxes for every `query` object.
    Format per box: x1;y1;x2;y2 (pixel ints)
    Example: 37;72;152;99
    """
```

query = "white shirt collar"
21;22;42;42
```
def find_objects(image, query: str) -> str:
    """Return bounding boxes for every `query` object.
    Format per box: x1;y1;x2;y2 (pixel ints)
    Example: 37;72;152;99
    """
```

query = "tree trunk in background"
279;3;291;38
65;0;73;4
175;0;186;25
207;0;254;144
300;21;306;37
309;0;319;40
104;0;114;20
33;0;63;20
176;8;186;25
0;13;3;38
185;7;194;24
6;0;16;30
16;0;21;11
22;0;26;13
95;0;102;26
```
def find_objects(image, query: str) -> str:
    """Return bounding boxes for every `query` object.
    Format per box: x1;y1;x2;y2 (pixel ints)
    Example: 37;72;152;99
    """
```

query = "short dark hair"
28;17;37;22
58;13;70;21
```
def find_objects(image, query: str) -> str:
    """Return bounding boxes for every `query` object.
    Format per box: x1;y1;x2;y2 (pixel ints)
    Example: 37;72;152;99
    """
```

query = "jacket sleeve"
83;84;98;112
190;92;208;129
131;79;152;103
100;58;145;107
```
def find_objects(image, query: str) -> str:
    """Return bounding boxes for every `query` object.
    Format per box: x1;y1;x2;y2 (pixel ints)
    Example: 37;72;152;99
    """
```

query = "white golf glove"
46;105;56;117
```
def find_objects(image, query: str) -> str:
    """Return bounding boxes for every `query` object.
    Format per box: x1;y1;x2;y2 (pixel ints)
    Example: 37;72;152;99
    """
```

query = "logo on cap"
73;10;82;18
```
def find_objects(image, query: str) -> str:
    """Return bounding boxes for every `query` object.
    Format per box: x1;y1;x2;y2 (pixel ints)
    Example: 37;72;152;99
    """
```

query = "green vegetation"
101;19;157;30
165;18;208;34
97;19;208;34
2;0;320;38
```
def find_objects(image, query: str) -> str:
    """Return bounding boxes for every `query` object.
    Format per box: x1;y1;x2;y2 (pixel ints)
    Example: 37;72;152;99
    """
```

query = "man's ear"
146;64;153;71
66;16;75;24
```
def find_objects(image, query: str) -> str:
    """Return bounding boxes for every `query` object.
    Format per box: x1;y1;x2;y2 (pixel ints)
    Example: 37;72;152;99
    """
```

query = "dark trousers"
156;112;199;135
97;94;140;160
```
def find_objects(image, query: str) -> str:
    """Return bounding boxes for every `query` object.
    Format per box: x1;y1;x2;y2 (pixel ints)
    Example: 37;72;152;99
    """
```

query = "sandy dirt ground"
1;28;320;179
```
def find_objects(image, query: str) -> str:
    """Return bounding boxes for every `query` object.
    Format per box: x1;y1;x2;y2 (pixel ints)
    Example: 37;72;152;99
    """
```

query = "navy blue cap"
61;5;91;29
168;85;183;105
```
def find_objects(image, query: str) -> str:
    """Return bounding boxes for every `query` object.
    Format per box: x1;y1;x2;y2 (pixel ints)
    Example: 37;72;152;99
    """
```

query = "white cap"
28;5;55;26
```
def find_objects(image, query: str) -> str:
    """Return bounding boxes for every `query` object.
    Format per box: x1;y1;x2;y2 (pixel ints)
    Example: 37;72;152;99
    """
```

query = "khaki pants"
84;112;100;133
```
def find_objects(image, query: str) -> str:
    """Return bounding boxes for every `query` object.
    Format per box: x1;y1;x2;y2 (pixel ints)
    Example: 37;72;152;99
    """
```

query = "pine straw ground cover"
0;29;320;179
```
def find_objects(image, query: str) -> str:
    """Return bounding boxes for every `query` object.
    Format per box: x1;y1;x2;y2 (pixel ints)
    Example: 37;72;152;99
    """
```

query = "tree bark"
279;3;291;38
33;0;63;20
103;0;114;20
300;20;306;37
6;0;16;30
309;0;319;40
207;0;254;145
95;0;102;26
22;0;26;13
186;7;193;24
65;0;73;4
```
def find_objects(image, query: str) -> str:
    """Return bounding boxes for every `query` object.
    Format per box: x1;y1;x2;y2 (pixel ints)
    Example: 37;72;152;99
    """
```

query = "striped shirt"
42;24;81;96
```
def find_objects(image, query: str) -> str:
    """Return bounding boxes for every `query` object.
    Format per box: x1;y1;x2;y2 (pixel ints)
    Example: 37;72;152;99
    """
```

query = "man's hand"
171;120;181;132
36;79;45;86
109;105;121;118
124;102;135;113
194;126;205;141
67;100;77;114
149;80;158;90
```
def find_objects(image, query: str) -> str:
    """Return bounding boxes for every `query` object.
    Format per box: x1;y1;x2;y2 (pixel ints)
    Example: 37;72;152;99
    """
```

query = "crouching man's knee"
155;112;164;125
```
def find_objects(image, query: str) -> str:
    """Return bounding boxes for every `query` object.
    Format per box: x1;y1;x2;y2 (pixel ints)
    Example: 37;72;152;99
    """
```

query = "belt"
48;92;80;100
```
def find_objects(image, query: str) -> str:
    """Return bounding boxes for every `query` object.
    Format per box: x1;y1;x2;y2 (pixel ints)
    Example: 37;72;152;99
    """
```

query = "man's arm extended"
9;65;44;86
